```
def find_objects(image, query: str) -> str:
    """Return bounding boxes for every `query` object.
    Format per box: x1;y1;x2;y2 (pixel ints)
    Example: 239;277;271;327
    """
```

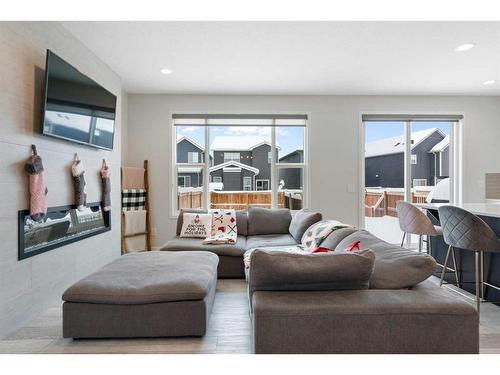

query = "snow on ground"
365;215;420;249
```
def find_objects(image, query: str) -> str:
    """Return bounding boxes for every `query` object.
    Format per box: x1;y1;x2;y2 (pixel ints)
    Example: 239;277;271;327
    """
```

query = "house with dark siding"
429;135;450;182
278;149;303;190
365;128;446;188
176;136;206;187
209;136;279;191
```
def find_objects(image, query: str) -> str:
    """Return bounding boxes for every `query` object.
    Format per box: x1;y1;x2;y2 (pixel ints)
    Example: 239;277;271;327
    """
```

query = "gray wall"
0;22;123;337
126;93;500;248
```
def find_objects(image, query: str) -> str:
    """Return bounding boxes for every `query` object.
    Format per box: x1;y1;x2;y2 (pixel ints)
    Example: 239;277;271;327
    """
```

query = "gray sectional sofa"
162;207;479;353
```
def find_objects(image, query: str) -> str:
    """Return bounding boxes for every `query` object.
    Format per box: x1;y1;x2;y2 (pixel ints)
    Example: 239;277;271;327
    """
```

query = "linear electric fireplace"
18;202;111;260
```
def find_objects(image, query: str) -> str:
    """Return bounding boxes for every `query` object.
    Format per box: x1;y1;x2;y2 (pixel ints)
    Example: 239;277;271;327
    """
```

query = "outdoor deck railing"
365;189;429;218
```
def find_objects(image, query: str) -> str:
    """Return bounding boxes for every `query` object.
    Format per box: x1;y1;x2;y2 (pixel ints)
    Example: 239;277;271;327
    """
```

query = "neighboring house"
429;135;450;183
176;136;207;188
278;149;303;190
209;136;279;191
365;128;446;188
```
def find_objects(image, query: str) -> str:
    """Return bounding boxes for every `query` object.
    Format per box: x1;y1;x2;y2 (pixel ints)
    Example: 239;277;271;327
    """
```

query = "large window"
172;114;307;213
224;152;241;163
362;114;462;245
243;176;252;191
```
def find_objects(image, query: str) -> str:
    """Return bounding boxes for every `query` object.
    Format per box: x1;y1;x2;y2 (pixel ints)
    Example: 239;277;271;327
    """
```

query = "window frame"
223;152;241;163
177;175;191;188
187;151;199;164
256;179;270;191
359;113;463;230
171;114;308;216
243;176;252;191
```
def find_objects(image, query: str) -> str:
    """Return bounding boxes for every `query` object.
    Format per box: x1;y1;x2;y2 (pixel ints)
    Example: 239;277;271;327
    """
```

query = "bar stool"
396;201;443;253
438;205;500;314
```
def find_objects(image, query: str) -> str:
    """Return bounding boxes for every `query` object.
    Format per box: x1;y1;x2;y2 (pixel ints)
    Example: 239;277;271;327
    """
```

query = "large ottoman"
62;251;218;338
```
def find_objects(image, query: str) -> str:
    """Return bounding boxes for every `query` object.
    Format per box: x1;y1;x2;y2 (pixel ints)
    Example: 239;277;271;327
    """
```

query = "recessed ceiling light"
160;68;173;75
483;80;496;86
454;43;475;52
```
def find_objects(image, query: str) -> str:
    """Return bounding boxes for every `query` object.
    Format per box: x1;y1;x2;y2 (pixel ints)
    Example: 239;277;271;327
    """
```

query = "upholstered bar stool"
438;205;500;314
396;201;443;253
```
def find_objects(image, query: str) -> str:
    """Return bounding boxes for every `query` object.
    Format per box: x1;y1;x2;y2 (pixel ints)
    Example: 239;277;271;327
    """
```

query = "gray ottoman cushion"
247;233;298;250
289;209;323;242
336;230;437;289
62;251;218;338
248;207;292;235
63;251;218;304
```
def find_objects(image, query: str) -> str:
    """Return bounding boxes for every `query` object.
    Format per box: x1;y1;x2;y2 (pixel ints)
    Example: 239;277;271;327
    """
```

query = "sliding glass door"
362;116;460;246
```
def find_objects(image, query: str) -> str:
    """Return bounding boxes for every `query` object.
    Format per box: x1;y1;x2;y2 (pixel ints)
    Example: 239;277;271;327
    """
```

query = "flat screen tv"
40;50;117;150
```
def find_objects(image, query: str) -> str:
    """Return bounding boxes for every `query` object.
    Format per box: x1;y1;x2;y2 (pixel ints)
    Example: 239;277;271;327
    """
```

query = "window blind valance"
173;113;307;126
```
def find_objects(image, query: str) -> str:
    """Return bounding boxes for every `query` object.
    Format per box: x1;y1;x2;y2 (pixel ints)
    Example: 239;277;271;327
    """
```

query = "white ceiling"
61;21;500;95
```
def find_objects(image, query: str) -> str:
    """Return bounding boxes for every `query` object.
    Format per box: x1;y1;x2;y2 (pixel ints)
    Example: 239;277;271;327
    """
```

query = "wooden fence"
177;190;303;210
365;190;429;218
178;190;203;210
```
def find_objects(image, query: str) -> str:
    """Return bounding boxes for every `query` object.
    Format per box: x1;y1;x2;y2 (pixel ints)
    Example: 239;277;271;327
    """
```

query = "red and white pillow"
203;209;238;244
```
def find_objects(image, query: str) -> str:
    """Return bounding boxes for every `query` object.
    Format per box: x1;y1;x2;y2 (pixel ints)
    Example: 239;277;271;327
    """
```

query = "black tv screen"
41;50;116;150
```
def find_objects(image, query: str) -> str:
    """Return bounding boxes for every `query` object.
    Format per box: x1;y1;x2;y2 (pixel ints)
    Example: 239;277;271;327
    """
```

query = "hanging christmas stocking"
25;145;47;222
100;159;111;212
72;155;87;211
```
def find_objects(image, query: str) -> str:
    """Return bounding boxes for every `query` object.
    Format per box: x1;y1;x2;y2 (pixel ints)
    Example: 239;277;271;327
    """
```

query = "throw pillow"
344;240;361;252
311;247;331;253
180;213;212;238
319;227;358;250
203;209;238;244
301;220;351;252
289;209;323;242
247;249;376;298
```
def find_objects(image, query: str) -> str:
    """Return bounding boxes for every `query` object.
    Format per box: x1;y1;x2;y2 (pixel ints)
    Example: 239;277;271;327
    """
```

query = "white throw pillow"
180;213;212;238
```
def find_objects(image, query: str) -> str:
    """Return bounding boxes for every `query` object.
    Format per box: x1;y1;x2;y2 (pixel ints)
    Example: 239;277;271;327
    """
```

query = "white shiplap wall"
0;22;123;337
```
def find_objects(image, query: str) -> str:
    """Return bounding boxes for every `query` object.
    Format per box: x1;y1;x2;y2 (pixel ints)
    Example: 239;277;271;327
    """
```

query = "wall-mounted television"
40;50;117;151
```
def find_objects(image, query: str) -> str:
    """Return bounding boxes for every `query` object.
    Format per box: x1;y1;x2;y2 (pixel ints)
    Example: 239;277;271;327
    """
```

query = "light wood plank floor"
1;277;500;354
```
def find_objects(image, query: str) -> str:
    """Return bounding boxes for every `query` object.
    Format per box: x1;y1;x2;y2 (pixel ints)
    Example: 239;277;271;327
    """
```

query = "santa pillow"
180;213;212;238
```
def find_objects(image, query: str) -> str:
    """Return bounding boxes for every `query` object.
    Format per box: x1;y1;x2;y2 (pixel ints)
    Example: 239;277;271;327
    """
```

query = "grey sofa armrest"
247;249;375;304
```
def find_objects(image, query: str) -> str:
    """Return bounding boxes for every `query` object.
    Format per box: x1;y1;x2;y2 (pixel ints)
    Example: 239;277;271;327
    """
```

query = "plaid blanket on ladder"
203;209;238;244
122;189;146;211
